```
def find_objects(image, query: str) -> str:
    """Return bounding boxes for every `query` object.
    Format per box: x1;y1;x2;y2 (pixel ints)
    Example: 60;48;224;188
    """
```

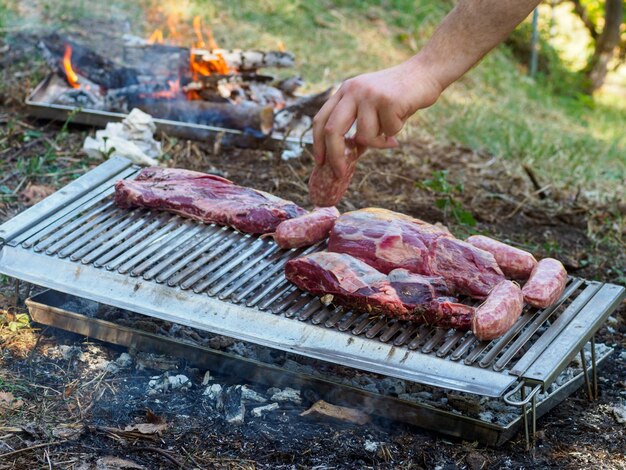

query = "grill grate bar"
109;217;187;272
32;199;115;252
192;238;267;293
133;224;207;278
152;226;225;283
393;324;419;347
258;283;295;311
239;242;323;305
57;210;131;258
450;335;477;361
422;328;448;353
172;232;244;288
437;330;466;357
77;213;154;264
93;215;171;267
379;320;403;343
209;243;281;297
43;203;120;255
464;341;490;365
297;301;326;322
338;311;364;332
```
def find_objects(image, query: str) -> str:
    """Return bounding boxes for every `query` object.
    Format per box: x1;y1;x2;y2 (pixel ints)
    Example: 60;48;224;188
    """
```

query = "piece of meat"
466;235;537;280
273;207;340;249
308;143;359;207
472;280;524;341
285;252;475;329
115;167;306;234
328;208;505;298
522;258;568;308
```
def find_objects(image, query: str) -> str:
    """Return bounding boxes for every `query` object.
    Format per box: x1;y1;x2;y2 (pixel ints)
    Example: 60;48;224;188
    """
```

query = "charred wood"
40;33;139;89
129;98;274;136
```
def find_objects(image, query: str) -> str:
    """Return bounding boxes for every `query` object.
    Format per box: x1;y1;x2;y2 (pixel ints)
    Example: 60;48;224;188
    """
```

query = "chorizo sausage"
472;280;524;341
273;207;340;249
522;258;567;308
466;235;537;280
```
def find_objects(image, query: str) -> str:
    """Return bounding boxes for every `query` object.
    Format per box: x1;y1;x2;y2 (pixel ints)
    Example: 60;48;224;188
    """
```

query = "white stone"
241;386;267;404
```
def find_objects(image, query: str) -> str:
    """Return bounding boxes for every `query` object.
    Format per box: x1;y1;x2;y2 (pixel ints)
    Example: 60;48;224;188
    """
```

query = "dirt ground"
1;27;626;470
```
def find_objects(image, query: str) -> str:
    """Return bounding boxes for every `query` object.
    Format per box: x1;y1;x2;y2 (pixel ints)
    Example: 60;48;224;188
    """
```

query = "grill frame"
0;156;624;399
24;289;615;447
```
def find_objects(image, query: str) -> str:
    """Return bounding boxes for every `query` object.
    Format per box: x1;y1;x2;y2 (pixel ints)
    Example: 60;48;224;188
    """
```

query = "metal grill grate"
1;157;623;397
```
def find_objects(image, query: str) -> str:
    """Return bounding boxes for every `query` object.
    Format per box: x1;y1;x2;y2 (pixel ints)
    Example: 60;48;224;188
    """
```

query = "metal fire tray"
1;157;624;400
25;73;311;151
25;289;614;446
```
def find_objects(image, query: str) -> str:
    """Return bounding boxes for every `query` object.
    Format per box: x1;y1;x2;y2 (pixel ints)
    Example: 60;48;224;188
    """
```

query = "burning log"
283;87;333;117
191;48;296;71
40;33;139;89
125;99;274;136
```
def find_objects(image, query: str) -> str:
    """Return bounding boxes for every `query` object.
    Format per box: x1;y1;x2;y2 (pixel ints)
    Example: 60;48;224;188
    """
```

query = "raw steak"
328;208;505;298
308;139;359;207
115;167;306;234
273;207;340;249
285;252;475;329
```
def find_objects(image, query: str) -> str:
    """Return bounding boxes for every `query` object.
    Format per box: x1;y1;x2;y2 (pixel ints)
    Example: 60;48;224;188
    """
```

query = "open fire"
33;15;331;147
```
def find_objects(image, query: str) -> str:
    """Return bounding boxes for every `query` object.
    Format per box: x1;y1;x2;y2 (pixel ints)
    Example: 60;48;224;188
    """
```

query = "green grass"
188;0;625;199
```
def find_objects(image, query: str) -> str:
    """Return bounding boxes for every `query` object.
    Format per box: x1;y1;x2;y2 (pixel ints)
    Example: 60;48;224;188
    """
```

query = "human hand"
312;58;443;178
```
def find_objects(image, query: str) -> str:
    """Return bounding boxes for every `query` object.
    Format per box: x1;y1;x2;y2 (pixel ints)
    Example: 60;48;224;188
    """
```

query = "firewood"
191;48;296;71
40;33;139;89
300;400;371;425
130;99;274;136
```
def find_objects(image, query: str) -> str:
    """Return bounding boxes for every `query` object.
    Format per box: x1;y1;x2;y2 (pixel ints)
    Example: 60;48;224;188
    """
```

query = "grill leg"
580;347;593;401
13;278;20;307
521;386;530;451
591;336;598;400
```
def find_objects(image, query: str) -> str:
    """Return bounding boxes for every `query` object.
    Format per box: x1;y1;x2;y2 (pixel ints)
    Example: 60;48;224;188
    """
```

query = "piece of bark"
40;33;139;89
129;99;274;136
300;400;370;425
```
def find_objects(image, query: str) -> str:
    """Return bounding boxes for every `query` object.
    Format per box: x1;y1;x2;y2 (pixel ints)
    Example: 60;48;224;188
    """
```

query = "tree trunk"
584;0;623;93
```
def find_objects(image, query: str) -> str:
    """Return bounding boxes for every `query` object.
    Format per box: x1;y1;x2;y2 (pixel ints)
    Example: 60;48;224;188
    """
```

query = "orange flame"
145;79;181;100
205;28;219;51
63;45;80;89
147;29;164;44
277;40;286;52
167;13;180;40
190;50;229;79
192;15;205;48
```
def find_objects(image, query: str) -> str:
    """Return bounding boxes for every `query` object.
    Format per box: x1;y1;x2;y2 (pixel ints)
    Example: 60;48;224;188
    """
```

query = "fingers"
312;89;343;165
324;98;357;178
378;107;404;139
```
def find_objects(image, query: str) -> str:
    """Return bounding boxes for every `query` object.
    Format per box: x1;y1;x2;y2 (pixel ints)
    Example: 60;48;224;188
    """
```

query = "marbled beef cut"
115;167;307;234
285;252;475;329
328;208;505;298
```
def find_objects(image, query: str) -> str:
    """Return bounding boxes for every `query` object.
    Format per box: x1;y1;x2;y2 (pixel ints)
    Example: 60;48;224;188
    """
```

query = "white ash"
203;383;224;410
115;353;132;368
270;387;302;405
148;373;191;394
201;370;213;385
251;403;279;418
223;386;246;425
363;440;381;453
241;385;267;404
611;401;626;424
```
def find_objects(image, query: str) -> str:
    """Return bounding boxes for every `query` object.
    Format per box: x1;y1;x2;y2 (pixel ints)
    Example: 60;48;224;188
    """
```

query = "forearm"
410;0;541;90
